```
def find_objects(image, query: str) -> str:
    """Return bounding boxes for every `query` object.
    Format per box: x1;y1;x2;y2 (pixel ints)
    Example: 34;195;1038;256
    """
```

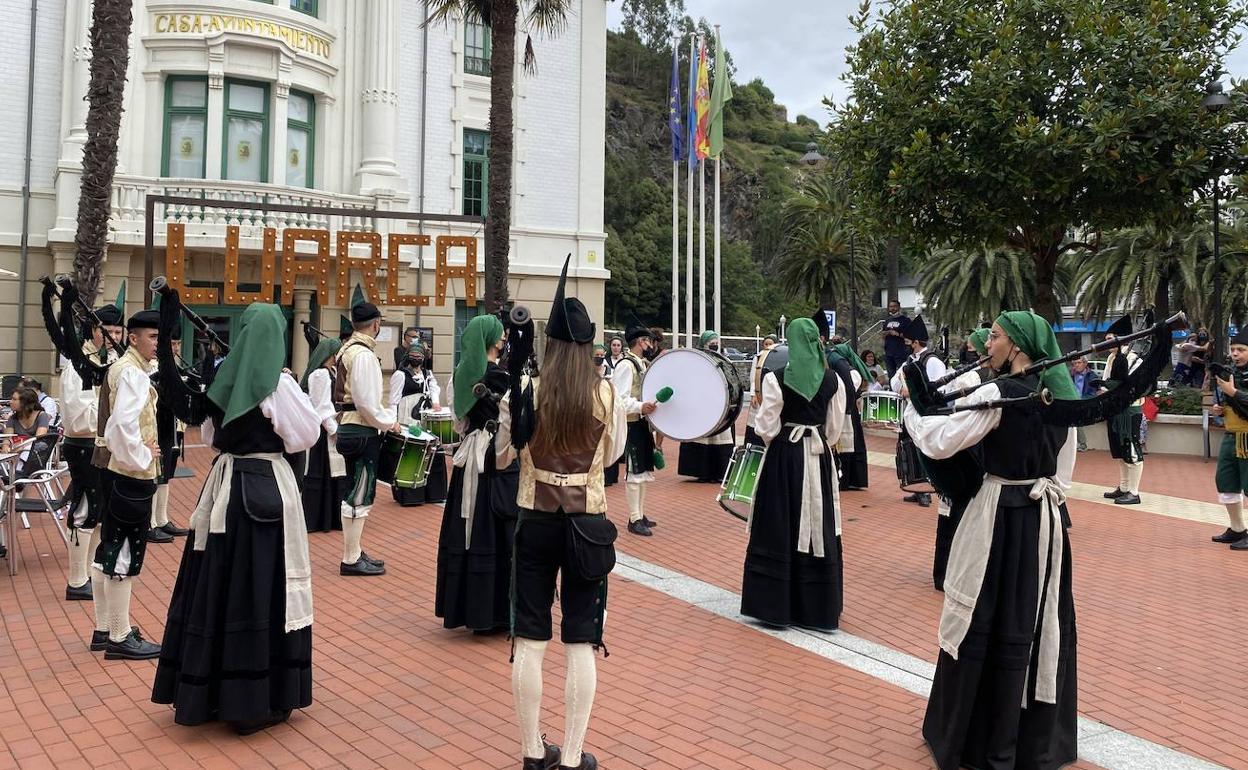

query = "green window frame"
462;129;489;217
162;76;209;178
222;79;271;183
453;300;486;366
464;19;491;76
286;90;316;188
254;0;319;17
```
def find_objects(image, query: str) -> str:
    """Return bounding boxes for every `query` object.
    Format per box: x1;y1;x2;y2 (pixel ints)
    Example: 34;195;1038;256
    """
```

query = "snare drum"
642;348;745;441
378;430;438;489
862;392;902;426
421;409;460;449
718;444;765;521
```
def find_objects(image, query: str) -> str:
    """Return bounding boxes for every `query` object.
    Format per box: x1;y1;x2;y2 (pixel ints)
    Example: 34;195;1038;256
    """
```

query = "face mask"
1199;334;1209;342
643;346;658;361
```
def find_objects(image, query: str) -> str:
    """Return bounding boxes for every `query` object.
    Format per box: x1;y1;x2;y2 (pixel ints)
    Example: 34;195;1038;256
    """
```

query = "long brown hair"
530;338;606;457
10;387;39;421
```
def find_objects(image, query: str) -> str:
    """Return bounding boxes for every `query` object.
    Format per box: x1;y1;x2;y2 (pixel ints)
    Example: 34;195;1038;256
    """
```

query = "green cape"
301;337;342;389
208;303;287;425
995;311;1079;401
833;343;871;384
969;328;991;356
785;318;826;401
453;314;504;420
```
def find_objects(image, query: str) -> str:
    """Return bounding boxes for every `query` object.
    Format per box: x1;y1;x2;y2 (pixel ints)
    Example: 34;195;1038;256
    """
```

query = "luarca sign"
163;223;478;307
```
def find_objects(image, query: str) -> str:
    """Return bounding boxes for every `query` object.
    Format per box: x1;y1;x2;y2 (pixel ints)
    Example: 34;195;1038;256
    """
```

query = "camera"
1210;361;1233;381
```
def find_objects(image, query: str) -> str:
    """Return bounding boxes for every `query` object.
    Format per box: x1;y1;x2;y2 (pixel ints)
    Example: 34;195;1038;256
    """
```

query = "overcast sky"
605;1;1248;128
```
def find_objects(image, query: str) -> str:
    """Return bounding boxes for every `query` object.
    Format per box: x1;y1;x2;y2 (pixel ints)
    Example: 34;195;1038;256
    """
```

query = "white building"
0;0;608;386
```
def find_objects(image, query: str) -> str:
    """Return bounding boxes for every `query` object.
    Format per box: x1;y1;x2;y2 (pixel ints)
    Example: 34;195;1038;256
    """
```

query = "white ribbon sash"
939;474;1065;705
788;424;832;557
453;428;492;549
191;452;313;633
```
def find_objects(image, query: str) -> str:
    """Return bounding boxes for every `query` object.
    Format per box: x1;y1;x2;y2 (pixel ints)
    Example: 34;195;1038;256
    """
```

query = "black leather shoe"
1114;493;1141;505
90;626;138;652
1103;488;1126;499
522;742;561;770
1213;527;1247;543
917;493;932;508
558;751;597;770
340;559;386;576
104;629;161;660
231;709;291;736
147;527;174;544
641;516;658;528
903;493;921;503
1231;534;1248;551
65;582;92;601
161;522;190;537
627;520;653;537
359;551;385;568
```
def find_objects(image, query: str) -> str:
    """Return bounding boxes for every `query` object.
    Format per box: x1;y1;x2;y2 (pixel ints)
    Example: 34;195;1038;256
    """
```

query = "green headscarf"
698;329;719;350
301;337;342;389
969;328;991;356
994;311;1079;401
784;318;826;400
208;303;288;426
453;314;504;420
833;343;871;385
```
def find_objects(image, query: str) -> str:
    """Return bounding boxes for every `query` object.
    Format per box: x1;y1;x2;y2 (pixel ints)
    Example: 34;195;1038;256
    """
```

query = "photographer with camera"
1208;329;1248;549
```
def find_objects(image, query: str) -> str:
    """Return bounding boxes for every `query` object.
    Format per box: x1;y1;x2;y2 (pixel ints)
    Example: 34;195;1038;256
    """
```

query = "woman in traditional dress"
830;342;871;490
677;330;736;482
740;318;846;631
387;340;448;506
904;311;1078;770
302;337;344;532
152;302;321;735
434;314;517;633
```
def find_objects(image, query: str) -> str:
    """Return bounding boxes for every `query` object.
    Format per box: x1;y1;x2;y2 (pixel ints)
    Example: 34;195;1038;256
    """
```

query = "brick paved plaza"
2;428;1245;769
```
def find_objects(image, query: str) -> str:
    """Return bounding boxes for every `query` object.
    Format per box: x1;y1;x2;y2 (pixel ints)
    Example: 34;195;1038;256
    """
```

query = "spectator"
20;378;57;423
881;299;910;377
394;327;422;369
1069;356;1097;451
861;349;886;381
4;387;52;471
1189;327;1211;388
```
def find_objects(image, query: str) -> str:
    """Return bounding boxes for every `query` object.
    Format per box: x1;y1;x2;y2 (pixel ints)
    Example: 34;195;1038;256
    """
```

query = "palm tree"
1071;225;1194;322
773;173;876;309
1179;196;1248;328
73;0;134;303
918;246;1075;332
426;0;574;313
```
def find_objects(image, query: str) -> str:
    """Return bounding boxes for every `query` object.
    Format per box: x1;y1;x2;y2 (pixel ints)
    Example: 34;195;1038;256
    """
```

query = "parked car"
722;347;750;362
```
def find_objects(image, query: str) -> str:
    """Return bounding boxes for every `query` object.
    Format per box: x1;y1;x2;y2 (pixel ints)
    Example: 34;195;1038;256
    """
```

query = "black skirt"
740;435;843;631
923;500;1078;770
932;498;969;592
677;438;733;482
836;411;869;490
152;477;313;725
392;452;449;506
435;457;517;631
303;430;342;532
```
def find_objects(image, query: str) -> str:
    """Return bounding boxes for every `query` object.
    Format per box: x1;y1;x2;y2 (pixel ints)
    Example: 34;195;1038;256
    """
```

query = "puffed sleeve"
388;370;406;411
825;379;847;446
755;372;784;444
260;375;322;453
307;369;338;434
902;382;1003;460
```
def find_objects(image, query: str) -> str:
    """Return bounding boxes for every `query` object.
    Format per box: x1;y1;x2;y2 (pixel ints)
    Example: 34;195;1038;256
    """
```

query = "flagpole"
713;25;723;335
685;33;696;349
699;152;707;332
670;35;680;348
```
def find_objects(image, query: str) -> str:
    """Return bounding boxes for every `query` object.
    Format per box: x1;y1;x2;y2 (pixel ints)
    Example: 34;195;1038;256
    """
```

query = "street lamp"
1204;79;1231;361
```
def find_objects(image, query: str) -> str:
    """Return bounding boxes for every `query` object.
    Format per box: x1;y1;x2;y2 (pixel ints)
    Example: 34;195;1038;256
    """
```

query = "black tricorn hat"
905;314;929;342
1105;314;1133;338
547;255;595;344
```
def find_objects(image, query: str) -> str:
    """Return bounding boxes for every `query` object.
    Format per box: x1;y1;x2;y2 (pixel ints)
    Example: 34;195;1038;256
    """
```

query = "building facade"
0;0;608;388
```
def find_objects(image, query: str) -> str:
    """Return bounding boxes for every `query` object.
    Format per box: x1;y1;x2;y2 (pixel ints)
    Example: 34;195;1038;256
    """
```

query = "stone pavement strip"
0;436;1242;769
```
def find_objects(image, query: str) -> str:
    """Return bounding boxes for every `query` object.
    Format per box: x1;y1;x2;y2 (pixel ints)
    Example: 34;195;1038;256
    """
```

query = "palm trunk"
1153;270;1171;320
484;0;518;313
1032;245;1059;323
885;237;900;304
73;0;134;304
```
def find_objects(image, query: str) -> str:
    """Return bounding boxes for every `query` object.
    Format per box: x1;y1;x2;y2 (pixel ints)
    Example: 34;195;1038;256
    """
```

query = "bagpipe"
39;275;125;388
148;276;226;430
503;305;538;450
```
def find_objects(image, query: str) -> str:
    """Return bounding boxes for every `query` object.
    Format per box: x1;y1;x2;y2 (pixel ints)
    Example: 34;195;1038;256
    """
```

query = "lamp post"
1204;79;1231;361
779;314;787;342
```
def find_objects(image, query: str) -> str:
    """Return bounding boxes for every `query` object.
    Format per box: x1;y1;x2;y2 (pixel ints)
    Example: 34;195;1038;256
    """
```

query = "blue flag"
686;35;699;170
668;44;684;163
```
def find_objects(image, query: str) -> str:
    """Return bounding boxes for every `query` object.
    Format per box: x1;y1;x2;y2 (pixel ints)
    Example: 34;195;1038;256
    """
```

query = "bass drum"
752;345;789;392
642;348;744;441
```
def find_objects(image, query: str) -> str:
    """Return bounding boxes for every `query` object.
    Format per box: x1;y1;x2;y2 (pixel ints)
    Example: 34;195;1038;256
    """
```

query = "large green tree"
426;0;574;313
773;173;878;309
836;0;1248;322
919;246;1075;332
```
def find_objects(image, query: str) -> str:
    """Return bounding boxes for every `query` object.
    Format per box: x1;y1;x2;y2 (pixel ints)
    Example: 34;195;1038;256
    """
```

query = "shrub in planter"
1151;386;1204;416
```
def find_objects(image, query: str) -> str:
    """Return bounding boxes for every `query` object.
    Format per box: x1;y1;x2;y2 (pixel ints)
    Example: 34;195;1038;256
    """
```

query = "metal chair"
0;435;71;575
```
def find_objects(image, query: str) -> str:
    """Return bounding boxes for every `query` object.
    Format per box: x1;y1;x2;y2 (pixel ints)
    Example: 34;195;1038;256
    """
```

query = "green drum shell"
384;433;436;489
862;393;902;425
720;445;765;504
421;412;460;446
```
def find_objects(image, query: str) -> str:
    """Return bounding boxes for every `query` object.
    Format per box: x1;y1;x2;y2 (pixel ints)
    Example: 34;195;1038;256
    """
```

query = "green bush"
1152;386;1203;416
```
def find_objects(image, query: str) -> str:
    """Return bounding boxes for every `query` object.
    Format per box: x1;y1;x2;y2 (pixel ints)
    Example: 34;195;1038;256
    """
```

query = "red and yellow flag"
694;39;711;160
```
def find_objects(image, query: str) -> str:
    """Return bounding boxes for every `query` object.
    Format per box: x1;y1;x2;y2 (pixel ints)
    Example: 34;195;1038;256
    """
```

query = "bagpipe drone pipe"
503;305;538;451
150;278;219;430
40;275;122;388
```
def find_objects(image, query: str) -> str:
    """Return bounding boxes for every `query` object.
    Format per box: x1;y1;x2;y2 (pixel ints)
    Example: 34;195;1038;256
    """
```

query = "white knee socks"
151;484;170;528
512;638;548;760
625;483;642;523
89;531;109;633
67;526;93;589
103;578;134;643
1118;461;1130;492
1228;500;1246;532
562;643;598;767
341;515;365;564
1126;462;1143;495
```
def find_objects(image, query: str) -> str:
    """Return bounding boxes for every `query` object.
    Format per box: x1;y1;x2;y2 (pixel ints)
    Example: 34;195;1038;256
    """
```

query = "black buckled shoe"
1230;534;1248;551
626;520;653;537
522;741;561;770
340;558;386;576
90;626;138;652
147;527;174;544
1213;527;1247;543
558;752;597;770
104;628;161;660
161;522;190;537
1114;493;1141;505
1103;488;1126;499
641;516;658;528
65;582;93;601
359;551;385;568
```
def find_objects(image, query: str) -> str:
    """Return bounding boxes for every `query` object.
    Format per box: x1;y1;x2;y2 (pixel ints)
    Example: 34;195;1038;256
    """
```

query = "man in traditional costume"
497;256;627;770
891;315;948;507
610;325;659;536
1101;315;1145;505
677;330;736;482
1210;328;1248;549
741;317;846;631
152;301;320;734
333;286;398;576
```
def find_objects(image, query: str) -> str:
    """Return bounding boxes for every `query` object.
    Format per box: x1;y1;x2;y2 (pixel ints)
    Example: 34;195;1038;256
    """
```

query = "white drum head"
642;349;731;441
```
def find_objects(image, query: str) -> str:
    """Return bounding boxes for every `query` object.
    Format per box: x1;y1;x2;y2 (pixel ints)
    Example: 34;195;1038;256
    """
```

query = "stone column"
60;0;92;161
205;47;226;181
271;60;292;187
355;0;401;193
292;289;313;376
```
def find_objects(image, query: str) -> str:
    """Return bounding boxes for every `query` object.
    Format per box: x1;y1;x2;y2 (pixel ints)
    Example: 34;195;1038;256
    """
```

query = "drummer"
677;330;736;483
388;339;448;506
612;325;660;537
